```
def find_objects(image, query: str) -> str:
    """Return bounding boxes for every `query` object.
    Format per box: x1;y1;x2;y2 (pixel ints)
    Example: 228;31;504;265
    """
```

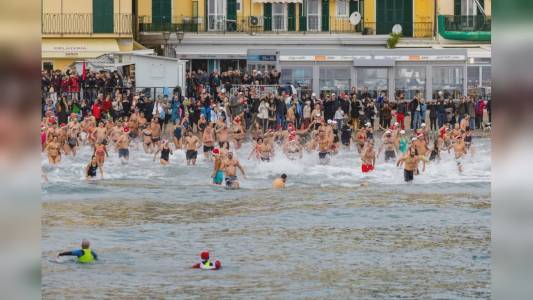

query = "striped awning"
253;0;303;3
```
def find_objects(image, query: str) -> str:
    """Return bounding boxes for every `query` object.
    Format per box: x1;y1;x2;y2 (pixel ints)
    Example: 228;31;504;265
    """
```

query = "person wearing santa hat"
211;148;224;185
192;251;221;270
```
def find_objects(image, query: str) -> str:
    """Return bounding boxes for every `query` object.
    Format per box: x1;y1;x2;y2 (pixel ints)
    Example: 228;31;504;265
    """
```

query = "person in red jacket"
475;98;485;129
92;100;102;121
61;75;70;97
102;95;113;117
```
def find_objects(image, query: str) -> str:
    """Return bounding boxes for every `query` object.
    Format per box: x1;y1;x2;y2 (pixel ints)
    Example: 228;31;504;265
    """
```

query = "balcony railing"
138;15;364;34
443;15;491;32
413;22;433;37
42;13;132;35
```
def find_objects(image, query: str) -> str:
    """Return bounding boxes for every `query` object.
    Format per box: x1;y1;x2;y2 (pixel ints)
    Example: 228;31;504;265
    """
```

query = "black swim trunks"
318;152;329;159
260;156;270;162
404;169;414;182
225;175;237;187
203;145;214;153
118;148;129;158
186;150;198;160
152;136;161;143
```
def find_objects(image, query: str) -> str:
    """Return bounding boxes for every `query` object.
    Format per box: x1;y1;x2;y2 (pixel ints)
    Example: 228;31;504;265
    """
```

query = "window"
481;66;491;87
272;3;287;31
432;66;464;99
467;66;480;89
319;68;351;93
307;0;320;31
462;0;480;16
236;0;241;11
336;0;349;17
357;68;388;99
208;0;225;31
281;67;313;89
395;67;426;100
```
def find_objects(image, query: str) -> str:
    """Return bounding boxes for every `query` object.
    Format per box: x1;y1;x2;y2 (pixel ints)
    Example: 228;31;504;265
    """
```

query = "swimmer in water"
361;140;376;173
153;140;173;165
184;130;201;166
56;239;98;263
453;135;467;173
211;148;224;185
116;126;130;163
192;251;221;270
378;129;397;162
85;155;103;179
397;151;427;182
221;151;245;189
273;174;287;188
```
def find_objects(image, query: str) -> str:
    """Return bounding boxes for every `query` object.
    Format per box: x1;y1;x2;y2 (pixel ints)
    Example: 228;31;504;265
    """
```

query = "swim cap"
212;148;220;155
400;130;405;134
421;123;426;127
123;126;130;133
201;251;209;260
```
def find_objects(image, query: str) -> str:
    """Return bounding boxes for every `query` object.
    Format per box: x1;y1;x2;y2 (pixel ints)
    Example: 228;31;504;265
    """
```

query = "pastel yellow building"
42;0;134;70
137;0;434;37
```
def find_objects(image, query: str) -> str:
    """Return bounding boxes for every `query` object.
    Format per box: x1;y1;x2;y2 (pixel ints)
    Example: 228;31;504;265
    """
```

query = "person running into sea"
378;129;397;162
84;155;103;179
56;239;98;263
153;139;173;165
173;122;183;150
184;130;201;166
397;151;427;182
46;136;62;165
211;148;224;185
361;140;376;173
142;127;153;153
93;141;108;167
116;126;130;163
453;135;468;172
202;122;215;161
272;174;287;188
221;151;245;189
397;130;408;157
428;139;441;162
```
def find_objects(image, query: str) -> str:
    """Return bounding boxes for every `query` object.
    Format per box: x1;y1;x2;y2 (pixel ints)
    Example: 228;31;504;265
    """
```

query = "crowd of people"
42;67;490;187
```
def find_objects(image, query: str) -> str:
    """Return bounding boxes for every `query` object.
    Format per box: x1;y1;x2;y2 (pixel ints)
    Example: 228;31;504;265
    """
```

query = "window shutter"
321;0;329;32
299;2;307;31
264;3;272;31
288;3;296;31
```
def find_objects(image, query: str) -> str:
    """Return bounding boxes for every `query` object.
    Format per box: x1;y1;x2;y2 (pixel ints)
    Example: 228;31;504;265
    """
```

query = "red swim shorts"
362;164;374;173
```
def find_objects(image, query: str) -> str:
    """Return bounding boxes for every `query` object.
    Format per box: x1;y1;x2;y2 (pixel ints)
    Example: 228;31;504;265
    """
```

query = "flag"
82;62;86;81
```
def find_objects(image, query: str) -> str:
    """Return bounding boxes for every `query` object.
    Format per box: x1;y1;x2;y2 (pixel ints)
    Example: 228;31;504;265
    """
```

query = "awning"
42;38;120;59
253;0;303;3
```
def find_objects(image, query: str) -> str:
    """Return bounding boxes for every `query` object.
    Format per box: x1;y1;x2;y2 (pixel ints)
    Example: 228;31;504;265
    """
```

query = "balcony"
42;13;133;35
138;15;366;34
438;15;491;41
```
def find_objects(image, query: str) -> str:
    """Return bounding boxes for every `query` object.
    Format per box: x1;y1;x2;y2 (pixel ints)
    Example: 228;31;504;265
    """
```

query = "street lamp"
162;31;171;56
176;30;184;44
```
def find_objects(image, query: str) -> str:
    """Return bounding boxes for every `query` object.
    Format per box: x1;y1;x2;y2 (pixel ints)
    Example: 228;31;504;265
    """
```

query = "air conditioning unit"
249;16;262;26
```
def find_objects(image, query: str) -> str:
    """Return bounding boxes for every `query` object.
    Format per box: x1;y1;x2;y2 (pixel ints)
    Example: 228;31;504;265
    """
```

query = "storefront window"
467;66;480;88
481;66;491;87
319;68;351;94
357;68;388;99
432;66;464;99
395;67;425;100
281;67;313;89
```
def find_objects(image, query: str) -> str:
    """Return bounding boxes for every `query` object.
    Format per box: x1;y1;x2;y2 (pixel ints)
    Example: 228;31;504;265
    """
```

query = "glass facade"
281;67;313;89
319;68;351;93
357;68;388;99
467;65;480;88
395;67;425;100
432;66;464;99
